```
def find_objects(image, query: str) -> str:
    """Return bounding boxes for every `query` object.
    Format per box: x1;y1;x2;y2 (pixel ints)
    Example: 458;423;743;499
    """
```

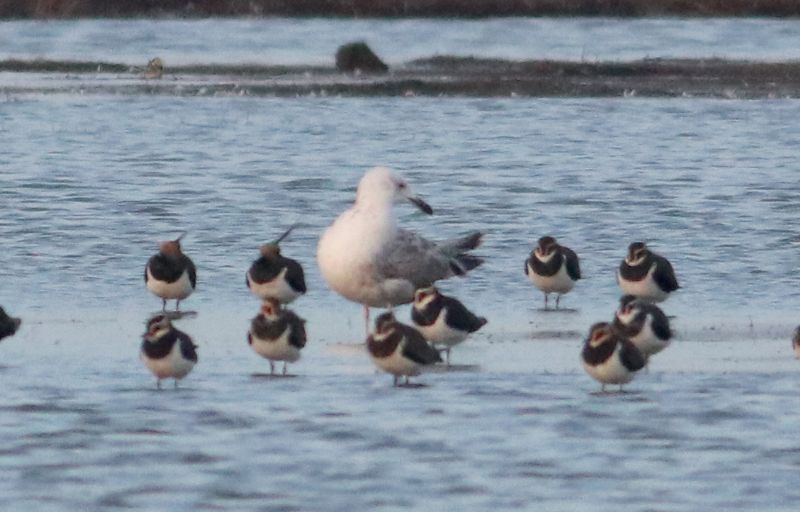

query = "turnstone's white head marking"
534;235;559;262
144;314;172;341
625;241;649;266
413;286;439;308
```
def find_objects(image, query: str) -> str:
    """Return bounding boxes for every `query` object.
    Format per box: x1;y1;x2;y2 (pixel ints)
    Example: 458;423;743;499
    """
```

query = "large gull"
317;166;483;335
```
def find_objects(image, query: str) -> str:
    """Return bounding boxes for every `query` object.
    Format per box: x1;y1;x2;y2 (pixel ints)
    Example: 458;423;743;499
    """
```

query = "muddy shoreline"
3;57;800;98
3;1;800;18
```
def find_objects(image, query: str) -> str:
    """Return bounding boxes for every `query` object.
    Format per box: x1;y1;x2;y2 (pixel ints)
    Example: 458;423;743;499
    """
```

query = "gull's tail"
442;231;484;276
450;254;483;276
441;231;483;252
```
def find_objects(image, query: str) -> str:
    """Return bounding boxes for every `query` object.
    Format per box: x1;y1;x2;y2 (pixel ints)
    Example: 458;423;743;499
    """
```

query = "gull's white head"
355;167;433;214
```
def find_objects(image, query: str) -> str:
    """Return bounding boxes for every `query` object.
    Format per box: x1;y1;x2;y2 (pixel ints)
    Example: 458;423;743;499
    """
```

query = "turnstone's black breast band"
411;295;444;327
248;257;282;282
251;311;307;349
581;337;616;366
252;315;288;341
367;329;402;359
146;254;196;285
528;251;562;277
142;329;180;359
249;256;306;291
618;254;654;282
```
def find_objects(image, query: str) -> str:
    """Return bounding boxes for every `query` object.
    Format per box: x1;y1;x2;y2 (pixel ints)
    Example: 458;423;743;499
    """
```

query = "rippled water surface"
2;17;800;65
2;93;800;510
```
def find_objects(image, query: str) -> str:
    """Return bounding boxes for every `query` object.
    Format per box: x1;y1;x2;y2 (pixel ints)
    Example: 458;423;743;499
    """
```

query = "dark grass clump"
335;42;389;74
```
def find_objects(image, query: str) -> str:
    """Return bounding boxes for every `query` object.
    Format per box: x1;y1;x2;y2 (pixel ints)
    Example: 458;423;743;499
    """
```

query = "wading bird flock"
245;227;308;376
7;165;785;392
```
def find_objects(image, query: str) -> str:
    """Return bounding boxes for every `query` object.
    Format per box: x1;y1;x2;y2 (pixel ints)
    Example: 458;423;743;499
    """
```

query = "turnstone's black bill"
581;322;646;392
248;299;307;375
524;235;581;310
246;226;307;304
613;295;672;362
617;241;679;303
0;306;22;341
140;314;198;388
411;286;487;366
793;327;800;359
145;233;197;312
367;311;441;386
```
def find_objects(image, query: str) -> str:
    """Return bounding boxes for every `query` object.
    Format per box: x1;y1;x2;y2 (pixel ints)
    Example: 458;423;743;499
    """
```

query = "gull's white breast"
318;206;403;307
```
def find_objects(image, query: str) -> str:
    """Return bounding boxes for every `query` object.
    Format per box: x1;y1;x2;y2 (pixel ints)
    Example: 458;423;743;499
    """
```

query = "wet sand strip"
3;57;800;98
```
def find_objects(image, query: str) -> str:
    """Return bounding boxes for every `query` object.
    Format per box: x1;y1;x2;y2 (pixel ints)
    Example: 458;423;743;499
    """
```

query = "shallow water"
2;17;800;65
2;330;799;511
2;93;800;510
2;95;800;325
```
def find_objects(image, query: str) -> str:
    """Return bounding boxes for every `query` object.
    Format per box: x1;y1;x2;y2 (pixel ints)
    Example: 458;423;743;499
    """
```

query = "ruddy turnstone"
145;233;197;312
140;314;198;388
613;295;672;362
248;299;307;375
524;235;581;310
581;322;645;392
411;286;487;366
367;311;441;386
246;226;306;304
617;242;679;302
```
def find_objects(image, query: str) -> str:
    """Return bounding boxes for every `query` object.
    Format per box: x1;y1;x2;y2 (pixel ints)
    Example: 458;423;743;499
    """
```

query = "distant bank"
2;0;800;18
3;57;800;99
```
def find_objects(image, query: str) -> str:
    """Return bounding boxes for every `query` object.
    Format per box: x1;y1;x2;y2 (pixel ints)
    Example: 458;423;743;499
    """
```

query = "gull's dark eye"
398;181;407;189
